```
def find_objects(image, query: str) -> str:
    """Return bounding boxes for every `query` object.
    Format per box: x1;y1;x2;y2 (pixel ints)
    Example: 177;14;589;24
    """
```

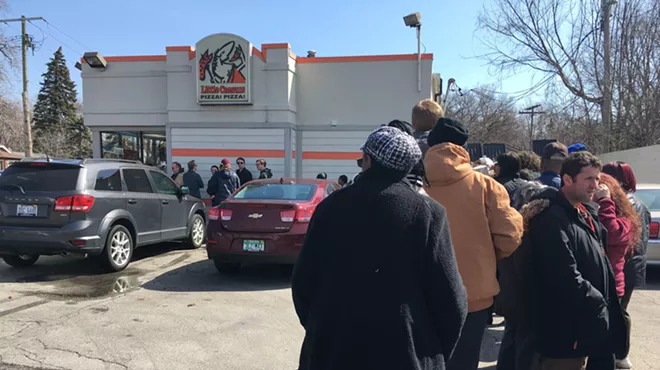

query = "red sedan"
206;178;339;272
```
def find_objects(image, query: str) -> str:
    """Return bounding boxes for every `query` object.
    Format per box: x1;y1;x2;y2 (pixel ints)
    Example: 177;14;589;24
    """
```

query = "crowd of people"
167;157;276;205
292;99;649;370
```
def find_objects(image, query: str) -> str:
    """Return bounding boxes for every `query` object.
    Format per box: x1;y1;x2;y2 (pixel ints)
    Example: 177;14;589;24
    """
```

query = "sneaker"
616;357;632;369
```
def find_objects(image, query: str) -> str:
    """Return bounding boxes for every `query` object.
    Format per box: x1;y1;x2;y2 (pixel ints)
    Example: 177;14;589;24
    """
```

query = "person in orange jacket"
424;117;524;370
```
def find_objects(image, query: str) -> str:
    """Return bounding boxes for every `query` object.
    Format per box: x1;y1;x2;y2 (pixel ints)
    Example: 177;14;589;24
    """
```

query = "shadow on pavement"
141;260;293;292
0;242;192;284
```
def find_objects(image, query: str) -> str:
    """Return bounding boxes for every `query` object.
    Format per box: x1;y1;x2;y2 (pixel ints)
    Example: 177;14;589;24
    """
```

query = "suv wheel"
103;225;133;272
213;259;241;273
2;255;39;268
187;214;205;249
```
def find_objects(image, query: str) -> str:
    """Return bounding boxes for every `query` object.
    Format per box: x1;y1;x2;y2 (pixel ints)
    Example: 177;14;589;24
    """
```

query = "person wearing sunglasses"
235;157;253;185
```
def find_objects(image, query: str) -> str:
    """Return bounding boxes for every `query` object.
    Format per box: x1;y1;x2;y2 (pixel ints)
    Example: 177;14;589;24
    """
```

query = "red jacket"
597;198;632;297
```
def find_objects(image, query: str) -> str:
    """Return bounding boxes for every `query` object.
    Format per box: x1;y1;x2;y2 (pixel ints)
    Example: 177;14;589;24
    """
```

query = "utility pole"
0;15;43;157
519;104;545;152
601;0;613;153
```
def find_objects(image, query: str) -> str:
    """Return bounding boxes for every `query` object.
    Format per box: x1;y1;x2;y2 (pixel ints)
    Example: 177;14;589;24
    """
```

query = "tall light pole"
519;104;546;151
403;12;422;92
0;15;44;157
601;0;613;152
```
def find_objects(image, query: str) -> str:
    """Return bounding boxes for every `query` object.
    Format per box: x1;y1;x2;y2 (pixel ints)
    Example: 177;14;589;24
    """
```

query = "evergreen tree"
32;47;90;157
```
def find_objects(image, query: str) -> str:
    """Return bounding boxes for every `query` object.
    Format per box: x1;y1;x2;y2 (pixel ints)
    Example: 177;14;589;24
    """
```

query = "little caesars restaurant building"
81;33;434;189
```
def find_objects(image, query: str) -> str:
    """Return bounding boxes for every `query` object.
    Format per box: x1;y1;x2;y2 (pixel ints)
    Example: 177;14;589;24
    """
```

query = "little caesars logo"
196;34;251;104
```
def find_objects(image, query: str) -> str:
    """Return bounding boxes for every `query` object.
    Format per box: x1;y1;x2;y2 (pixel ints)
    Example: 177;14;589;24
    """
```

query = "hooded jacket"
259;168;273;179
292;169;467;370
527;188;626;358
207;169;240;206
424;143;523;312
627;193;650;287
597;197;633;297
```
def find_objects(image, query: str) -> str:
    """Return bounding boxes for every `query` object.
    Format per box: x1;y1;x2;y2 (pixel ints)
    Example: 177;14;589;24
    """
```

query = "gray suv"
0;158;206;271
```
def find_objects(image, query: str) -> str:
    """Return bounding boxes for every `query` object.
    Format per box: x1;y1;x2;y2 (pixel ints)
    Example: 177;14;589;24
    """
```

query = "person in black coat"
207;160;240;207
528;152;626;370
292;126;467;370
235;157;253;185
182;160;204;199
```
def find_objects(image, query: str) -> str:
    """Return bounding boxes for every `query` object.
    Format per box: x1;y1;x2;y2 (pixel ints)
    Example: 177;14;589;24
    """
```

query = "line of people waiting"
292;98;646;370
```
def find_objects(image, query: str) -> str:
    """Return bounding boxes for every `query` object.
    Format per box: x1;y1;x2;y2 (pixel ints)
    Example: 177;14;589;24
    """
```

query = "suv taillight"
651;222;659;239
54;195;95;212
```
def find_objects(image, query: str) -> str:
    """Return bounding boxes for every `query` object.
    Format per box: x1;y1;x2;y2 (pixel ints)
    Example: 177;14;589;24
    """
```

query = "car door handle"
128;199;137;204
161;200;169;205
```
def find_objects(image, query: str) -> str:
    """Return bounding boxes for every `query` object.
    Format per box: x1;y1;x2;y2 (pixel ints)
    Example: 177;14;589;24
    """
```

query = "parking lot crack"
36;339;128;369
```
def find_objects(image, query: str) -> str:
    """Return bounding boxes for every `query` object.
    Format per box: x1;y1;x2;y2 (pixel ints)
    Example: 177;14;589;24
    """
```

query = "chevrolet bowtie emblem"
248;213;263;219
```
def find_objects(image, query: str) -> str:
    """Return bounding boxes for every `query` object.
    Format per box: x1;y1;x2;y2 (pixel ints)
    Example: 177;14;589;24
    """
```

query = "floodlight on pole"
83;52;107;69
403;12;422;92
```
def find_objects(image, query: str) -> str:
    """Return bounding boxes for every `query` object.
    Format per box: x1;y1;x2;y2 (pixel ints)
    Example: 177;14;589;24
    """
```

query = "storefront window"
101;131;167;170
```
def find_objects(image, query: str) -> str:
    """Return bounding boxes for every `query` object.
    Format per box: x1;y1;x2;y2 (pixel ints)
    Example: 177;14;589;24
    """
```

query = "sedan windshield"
635;189;660;211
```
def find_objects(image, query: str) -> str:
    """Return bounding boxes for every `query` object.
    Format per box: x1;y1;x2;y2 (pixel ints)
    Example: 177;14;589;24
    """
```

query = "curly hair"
517;151;542;172
599;173;642;250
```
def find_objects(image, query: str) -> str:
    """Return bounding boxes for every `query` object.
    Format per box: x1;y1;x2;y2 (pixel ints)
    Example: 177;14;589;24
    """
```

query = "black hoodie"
207;169;240;206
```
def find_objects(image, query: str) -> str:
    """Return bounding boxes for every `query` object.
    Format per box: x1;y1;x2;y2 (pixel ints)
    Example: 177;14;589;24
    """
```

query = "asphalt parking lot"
0;244;658;370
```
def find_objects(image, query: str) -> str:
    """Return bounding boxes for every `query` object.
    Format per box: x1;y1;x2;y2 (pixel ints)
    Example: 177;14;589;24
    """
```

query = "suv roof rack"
80;158;143;165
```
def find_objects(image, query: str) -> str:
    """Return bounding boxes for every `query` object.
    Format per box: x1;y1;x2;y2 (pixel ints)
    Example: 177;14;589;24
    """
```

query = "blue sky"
3;0;538;105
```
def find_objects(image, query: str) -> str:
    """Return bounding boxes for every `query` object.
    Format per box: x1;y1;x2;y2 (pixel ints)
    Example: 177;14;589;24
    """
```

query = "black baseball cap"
542;142;569;161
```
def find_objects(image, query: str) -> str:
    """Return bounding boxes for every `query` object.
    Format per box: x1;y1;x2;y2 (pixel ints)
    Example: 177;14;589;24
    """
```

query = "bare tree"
0;0;20;84
0;97;23;150
32;125;76;158
446;87;528;149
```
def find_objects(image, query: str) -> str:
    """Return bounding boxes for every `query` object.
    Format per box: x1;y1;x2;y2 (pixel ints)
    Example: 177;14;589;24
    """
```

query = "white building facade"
81;33;434;195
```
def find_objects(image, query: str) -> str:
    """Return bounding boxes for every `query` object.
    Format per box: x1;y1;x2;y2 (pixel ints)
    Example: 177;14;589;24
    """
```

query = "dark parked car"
0;158;207;271
206;178;339;272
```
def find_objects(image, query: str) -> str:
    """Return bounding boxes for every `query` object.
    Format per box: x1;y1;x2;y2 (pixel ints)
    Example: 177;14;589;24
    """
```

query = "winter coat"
182;171;204;199
259;168;273;179
627;193;650;288
413;130;431;158
527;188;626;358
536;170;561;189
236;168;253;185
424;143;523;312
207;169;240;206
496;175;526;206
172;172;184;187
292;169;468;370
597;197;633;297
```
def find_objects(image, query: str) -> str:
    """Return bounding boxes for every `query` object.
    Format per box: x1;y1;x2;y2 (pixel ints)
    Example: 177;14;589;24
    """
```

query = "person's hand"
594;184;611;200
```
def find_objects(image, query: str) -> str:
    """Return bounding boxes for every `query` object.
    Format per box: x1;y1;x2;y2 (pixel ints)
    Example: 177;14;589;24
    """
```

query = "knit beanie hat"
427;117;469;147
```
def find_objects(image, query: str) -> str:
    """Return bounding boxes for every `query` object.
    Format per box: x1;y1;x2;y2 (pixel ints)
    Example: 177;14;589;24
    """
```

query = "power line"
28;19;83;55
42;19;93;51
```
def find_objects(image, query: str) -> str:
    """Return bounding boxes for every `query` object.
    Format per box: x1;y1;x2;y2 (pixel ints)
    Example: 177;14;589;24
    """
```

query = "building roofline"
80;42;433;64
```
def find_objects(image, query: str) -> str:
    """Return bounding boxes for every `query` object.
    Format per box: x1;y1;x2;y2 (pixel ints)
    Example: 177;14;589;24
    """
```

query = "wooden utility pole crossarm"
519;105;546;151
0;15;44;157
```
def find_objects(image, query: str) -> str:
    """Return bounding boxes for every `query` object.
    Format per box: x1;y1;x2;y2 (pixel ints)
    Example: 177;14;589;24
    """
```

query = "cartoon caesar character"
212;41;246;83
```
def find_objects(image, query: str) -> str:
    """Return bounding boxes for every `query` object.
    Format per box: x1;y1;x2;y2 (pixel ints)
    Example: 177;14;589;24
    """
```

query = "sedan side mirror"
180;186;190;195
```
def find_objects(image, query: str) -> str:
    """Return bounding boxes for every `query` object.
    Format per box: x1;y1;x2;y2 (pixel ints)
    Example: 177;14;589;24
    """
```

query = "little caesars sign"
196;34;251;104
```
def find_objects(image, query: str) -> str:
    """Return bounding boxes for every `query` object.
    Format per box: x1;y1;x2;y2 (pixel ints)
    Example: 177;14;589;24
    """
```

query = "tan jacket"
424;143;523;312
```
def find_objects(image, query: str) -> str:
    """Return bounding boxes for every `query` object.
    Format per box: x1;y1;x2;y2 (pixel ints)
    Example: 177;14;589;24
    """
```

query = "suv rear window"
233;183;318;201
0;166;79;192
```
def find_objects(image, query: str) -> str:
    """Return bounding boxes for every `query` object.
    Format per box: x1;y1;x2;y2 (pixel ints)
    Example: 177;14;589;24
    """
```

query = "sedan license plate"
243;240;265;252
16;204;38;217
